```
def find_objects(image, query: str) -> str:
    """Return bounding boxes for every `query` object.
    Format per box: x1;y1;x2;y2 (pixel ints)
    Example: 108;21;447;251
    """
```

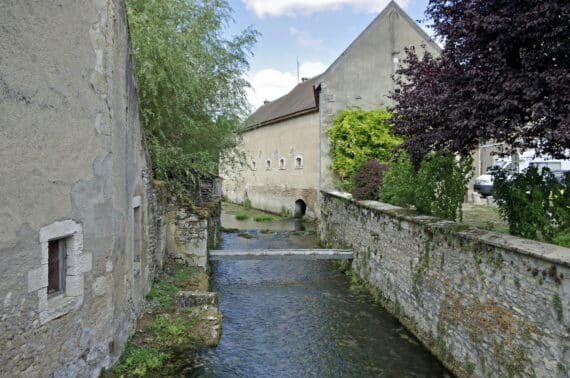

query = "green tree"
126;0;258;189
327;108;402;190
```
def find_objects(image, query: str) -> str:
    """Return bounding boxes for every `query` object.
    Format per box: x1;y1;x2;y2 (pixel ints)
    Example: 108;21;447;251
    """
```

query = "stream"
192;206;449;377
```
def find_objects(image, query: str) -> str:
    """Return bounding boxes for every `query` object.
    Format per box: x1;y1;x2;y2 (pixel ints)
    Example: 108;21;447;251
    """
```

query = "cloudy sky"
226;0;431;110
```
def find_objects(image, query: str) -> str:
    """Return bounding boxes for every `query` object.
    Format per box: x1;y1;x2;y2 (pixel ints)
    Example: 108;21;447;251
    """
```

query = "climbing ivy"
327;108;403;191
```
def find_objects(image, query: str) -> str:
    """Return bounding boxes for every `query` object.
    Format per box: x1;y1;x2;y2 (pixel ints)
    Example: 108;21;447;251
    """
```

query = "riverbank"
105;262;221;377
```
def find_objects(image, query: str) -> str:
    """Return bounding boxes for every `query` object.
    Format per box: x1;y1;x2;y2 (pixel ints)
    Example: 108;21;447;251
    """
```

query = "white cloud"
242;0;410;18
247;61;328;110
289;27;322;48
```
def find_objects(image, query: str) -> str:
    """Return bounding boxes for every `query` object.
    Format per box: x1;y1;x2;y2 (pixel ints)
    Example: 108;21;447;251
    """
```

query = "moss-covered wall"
319;191;570;377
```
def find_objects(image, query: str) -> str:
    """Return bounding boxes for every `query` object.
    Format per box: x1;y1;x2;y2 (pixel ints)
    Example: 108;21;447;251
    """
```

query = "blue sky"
225;0;432;109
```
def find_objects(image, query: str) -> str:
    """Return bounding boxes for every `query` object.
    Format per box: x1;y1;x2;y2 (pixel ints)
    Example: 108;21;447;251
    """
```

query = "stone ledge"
176;291;218;308
322;190;570;267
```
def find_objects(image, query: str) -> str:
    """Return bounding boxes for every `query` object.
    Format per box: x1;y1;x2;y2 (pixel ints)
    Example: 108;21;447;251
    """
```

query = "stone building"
0;1;165;376
221;1;441;217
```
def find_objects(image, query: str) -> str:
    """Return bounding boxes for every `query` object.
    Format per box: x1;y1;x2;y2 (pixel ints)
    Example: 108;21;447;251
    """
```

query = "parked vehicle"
473;152;570;197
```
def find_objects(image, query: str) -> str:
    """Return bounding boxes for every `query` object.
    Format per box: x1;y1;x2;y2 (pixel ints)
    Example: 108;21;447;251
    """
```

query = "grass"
235;213;250;221
112;343;169;377
254;215;273;222
461;204;509;234
145;264;199;309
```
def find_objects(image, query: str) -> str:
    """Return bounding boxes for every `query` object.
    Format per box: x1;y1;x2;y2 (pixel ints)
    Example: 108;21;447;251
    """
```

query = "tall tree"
126;0;258;183
391;0;570;164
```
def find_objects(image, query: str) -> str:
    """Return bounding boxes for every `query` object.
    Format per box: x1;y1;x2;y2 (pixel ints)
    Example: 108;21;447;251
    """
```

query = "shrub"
352;160;389;200
379;152;472;221
493;167;569;242
414;152;473;221
235;213;249;221
254;215;273;222
379;152;415;207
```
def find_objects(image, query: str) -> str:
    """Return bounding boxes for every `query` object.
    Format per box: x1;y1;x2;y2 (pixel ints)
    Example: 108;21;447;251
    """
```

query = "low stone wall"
319;191;569;377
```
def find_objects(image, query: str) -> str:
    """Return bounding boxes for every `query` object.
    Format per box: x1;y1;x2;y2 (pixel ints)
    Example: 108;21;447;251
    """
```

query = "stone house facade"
221;1;441;217
0;1;166;376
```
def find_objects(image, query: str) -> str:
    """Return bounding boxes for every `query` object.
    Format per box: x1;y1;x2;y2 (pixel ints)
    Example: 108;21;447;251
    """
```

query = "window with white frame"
295;155;304;169
28;220;92;324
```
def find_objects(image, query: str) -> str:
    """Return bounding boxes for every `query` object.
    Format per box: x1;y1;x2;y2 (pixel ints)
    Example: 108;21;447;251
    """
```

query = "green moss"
553;293;563;322
412;240;430;285
148;314;196;346
464;360;476;376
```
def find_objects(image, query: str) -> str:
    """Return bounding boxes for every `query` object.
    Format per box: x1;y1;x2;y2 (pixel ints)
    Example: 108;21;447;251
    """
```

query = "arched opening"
294;199;306;218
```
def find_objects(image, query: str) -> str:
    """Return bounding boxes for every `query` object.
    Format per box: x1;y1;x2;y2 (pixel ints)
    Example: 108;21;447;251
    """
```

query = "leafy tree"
126;0;258;188
327;108;403;190
391;0;570;165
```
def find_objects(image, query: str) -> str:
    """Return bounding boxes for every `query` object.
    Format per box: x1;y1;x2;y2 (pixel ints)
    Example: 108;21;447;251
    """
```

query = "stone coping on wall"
322;190;570;267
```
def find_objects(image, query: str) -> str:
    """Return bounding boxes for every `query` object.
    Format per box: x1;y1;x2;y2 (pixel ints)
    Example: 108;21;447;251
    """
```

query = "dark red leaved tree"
391;0;570;165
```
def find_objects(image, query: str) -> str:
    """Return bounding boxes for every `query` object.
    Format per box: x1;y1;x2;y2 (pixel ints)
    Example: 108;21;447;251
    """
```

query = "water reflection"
193;211;449;377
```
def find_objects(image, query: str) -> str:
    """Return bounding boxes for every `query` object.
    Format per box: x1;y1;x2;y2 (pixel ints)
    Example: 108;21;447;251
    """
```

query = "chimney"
263;100;271;104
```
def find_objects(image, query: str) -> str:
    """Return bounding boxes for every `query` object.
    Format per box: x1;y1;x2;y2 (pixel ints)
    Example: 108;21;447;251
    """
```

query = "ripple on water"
193;229;449;377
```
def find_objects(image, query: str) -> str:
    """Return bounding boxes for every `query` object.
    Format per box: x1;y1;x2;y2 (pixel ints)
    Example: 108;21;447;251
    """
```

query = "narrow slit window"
251;160;256;170
48;238;66;295
266;159;271;170
295;156;303;169
279;158;286;170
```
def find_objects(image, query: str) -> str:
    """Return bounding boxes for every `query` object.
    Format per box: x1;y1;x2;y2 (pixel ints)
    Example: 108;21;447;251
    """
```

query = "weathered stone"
319;190;570;378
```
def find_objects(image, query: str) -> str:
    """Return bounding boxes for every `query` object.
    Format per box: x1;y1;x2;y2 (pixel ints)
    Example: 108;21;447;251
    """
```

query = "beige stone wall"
222;112;320;217
320;191;570;377
0;1;165;376
319;5;441;191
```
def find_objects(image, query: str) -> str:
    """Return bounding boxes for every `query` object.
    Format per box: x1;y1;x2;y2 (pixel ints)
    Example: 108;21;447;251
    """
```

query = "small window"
295;156;303;169
48;238;66;296
279;158;286;170
266;159;271;170
251;160;256;170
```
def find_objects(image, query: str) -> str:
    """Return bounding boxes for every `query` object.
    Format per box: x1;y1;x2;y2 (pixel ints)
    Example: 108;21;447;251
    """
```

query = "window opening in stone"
251;160;256;170
266;159;271;170
295;156;303;169
133;204;141;276
48;238;66;296
279;158;286;170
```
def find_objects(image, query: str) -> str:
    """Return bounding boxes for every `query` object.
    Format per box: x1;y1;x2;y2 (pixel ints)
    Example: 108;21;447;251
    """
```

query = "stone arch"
294;199;306;218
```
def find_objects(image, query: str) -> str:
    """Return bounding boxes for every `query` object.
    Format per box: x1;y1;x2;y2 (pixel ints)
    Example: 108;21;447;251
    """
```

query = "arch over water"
294;199;306;218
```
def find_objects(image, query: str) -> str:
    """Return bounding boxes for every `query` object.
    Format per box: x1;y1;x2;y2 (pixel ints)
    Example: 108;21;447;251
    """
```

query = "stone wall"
0;1;167;376
319;191;569;377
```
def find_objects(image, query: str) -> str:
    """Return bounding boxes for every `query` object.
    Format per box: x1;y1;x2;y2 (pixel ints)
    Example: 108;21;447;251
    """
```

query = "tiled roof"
246;75;322;128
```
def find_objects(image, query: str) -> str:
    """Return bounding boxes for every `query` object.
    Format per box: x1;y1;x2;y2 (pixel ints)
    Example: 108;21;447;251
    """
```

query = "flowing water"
192;207;449;377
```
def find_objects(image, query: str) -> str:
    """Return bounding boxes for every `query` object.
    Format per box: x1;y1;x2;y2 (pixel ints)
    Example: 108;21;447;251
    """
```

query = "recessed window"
295;155;304;169
28;219;91;324
251;160;256;170
133;197;142;276
48;238;66;296
266;159;271;170
279;158;286;170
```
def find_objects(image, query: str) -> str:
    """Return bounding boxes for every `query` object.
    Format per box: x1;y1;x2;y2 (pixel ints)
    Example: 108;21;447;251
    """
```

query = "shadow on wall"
294;199;306;218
